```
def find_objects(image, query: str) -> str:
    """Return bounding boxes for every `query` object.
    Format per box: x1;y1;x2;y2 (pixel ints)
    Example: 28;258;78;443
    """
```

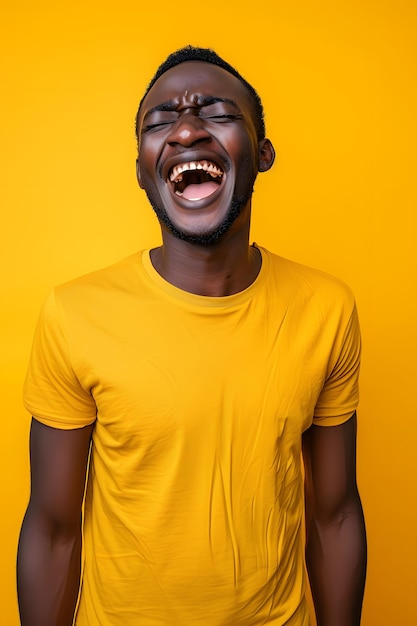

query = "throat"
150;244;262;297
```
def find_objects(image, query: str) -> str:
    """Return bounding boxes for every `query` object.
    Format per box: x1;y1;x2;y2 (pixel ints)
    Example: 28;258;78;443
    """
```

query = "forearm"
17;509;82;626
306;497;367;626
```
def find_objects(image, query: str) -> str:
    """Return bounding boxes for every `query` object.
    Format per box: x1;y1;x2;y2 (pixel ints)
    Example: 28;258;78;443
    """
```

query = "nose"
166;112;210;148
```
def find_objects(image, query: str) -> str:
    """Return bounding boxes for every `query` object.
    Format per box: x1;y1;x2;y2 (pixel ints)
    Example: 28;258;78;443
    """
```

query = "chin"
148;193;251;246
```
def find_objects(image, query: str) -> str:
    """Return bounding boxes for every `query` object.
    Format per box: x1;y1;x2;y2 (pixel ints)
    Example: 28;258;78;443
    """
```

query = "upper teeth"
169;160;223;183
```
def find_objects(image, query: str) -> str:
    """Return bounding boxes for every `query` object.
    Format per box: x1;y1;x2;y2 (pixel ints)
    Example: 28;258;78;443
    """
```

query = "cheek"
138;141;160;183
221;128;258;167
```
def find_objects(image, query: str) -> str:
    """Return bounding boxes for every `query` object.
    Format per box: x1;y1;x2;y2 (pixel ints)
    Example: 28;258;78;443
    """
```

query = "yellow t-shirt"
23;247;361;625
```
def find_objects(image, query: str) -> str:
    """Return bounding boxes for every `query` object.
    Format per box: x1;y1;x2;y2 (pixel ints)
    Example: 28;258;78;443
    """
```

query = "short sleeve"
313;301;361;427
23;290;97;429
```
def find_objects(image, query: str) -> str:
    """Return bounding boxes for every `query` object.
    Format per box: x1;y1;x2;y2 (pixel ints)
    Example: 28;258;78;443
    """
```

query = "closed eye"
204;114;242;121
141;109;179;133
141;121;175;133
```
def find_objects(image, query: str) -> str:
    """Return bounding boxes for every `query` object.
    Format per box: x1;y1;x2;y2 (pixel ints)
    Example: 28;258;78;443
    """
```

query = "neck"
150;225;261;297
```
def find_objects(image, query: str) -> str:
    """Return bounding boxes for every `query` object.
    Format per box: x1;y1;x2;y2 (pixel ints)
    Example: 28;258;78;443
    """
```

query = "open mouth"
168;160;224;202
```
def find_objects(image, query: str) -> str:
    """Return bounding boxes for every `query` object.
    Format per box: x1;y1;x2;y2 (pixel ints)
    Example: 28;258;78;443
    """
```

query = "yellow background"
1;1;416;624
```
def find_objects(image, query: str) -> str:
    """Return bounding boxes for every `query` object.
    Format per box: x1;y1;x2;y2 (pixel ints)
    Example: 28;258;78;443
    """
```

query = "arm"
302;412;367;626
17;418;94;626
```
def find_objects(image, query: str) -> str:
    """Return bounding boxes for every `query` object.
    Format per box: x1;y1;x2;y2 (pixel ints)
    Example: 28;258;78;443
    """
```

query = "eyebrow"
144;96;239;119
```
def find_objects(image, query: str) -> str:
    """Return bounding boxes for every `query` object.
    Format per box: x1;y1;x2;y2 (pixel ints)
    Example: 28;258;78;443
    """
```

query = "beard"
145;188;253;246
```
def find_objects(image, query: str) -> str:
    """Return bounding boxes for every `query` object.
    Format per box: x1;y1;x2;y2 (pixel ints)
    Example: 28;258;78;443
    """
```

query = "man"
17;46;367;625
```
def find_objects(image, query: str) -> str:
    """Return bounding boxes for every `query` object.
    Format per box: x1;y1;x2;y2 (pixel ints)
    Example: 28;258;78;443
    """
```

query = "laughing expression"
136;61;268;245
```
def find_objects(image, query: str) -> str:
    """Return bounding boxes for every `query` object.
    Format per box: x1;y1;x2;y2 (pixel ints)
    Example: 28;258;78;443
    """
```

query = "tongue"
182;181;218;201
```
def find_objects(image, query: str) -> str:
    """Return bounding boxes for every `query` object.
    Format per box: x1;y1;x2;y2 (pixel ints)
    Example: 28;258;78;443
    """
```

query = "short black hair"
135;45;266;142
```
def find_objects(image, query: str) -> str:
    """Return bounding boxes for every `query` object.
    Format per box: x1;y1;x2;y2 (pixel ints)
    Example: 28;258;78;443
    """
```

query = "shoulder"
260;247;356;316
50;252;148;314
55;252;142;295
33;252;147;332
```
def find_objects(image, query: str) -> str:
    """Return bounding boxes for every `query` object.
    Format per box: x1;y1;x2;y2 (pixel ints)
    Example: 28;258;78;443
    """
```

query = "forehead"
140;61;254;114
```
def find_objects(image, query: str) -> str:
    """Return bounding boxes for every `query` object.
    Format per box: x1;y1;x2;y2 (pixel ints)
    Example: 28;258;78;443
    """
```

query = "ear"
258;138;275;173
136;158;143;189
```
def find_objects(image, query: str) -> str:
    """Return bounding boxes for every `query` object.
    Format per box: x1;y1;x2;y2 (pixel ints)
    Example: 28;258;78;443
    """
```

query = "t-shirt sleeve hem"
312;409;356;427
29;410;96;430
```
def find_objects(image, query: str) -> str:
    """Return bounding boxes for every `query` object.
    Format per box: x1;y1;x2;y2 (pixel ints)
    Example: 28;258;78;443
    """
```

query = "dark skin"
136;62;274;296
303;414;367;625
17;61;366;625
17;420;93;626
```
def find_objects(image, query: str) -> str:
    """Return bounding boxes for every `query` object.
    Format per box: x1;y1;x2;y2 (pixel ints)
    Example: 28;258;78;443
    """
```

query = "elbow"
21;503;83;549
314;500;363;530
309;484;365;527
306;490;367;553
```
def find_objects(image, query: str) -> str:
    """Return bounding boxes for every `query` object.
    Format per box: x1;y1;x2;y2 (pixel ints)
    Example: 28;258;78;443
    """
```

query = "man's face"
136;61;265;245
